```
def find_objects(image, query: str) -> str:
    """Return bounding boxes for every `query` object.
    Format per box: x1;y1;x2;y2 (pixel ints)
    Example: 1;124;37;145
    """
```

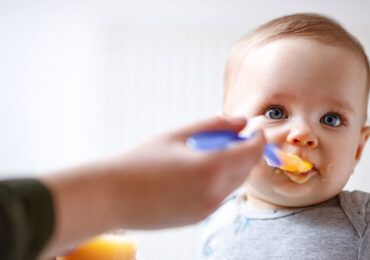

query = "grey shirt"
199;190;370;260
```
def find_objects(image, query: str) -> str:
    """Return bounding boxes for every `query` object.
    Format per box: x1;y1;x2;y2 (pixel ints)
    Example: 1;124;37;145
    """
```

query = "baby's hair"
224;13;370;120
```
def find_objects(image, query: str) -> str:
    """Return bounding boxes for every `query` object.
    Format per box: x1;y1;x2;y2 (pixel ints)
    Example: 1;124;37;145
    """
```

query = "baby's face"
224;38;370;209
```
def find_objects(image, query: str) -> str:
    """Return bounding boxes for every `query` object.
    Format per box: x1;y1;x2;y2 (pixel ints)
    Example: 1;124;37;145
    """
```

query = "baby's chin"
245;166;335;208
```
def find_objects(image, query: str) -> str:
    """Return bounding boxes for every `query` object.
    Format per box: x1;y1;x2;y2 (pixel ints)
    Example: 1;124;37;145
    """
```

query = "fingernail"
245;131;258;140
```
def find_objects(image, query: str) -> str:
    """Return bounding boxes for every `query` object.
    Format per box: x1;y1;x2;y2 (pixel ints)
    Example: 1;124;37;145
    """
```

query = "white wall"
1;1;370;259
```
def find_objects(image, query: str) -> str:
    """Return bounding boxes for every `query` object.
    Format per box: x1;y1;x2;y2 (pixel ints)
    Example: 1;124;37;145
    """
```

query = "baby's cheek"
321;158;354;186
245;160;271;183
321;141;356;170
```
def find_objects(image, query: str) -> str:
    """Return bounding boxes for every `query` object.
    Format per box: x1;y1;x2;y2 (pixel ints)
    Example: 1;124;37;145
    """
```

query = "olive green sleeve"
0;178;54;260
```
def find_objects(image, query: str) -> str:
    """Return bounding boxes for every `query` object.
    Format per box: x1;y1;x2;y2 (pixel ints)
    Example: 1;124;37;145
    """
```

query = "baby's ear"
355;126;370;163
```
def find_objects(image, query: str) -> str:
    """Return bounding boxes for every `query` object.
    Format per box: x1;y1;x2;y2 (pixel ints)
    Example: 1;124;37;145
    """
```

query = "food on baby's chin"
283;168;317;184
57;234;137;260
272;151;315;184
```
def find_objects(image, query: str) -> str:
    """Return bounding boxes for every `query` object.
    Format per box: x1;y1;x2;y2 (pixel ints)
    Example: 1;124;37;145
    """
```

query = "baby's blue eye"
320;113;342;127
265;107;285;119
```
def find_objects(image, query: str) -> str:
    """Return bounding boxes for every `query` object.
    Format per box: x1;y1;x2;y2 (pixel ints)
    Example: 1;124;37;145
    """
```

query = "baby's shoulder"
339;190;370;214
339;190;370;234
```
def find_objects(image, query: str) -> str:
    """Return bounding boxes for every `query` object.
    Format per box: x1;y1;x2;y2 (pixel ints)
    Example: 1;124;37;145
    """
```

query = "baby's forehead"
224;38;368;119
243;38;362;65
238;38;367;87
224;14;370;121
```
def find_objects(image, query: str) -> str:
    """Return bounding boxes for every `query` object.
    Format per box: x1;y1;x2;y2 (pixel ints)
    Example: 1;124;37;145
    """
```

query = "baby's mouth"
263;144;319;184
274;167;318;184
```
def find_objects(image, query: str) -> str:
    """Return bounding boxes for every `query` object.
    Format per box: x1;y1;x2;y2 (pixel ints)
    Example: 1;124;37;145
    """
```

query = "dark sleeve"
0;178;54;260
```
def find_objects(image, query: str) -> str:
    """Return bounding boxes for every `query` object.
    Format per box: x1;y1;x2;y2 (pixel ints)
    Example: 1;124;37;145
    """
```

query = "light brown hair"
224;13;370;119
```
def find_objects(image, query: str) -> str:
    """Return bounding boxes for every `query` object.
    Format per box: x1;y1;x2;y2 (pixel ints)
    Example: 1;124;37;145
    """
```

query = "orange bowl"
58;234;137;260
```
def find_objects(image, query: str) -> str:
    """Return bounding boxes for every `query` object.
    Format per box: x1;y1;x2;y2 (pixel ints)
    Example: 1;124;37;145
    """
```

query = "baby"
199;13;370;259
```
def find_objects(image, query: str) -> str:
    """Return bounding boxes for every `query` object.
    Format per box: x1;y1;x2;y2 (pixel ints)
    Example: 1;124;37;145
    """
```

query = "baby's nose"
287;126;318;148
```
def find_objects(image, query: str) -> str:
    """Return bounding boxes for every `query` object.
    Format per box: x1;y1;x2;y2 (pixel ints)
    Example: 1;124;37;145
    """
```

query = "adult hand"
114;116;266;228
41;116;265;258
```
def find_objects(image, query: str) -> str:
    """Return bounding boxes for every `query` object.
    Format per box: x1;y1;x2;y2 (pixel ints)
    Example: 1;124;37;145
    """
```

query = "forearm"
40;159;125;258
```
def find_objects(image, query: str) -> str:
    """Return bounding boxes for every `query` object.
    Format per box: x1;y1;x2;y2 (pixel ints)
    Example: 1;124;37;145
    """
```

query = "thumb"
224;129;266;166
207;130;266;200
174;116;247;139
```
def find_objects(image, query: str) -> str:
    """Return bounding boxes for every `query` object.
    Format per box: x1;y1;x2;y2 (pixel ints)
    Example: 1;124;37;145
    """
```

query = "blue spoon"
187;130;282;167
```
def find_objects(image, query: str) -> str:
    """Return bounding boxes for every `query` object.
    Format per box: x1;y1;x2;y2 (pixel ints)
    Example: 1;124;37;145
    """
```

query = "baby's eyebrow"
325;98;355;115
262;92;296;102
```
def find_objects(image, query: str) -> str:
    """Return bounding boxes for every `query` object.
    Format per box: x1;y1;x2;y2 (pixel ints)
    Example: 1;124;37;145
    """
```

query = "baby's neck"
244;193;288;210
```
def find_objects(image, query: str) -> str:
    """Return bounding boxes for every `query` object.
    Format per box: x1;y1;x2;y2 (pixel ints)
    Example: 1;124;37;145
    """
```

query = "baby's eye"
320;113;343;127
264;106;286;120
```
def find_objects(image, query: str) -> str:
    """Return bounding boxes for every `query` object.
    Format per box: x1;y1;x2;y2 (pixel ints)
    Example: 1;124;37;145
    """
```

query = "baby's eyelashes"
320;112;346;127
264;106;287;120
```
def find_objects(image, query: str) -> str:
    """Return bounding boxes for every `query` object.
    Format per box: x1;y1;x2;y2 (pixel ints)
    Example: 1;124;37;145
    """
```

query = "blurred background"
1;0;369;259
